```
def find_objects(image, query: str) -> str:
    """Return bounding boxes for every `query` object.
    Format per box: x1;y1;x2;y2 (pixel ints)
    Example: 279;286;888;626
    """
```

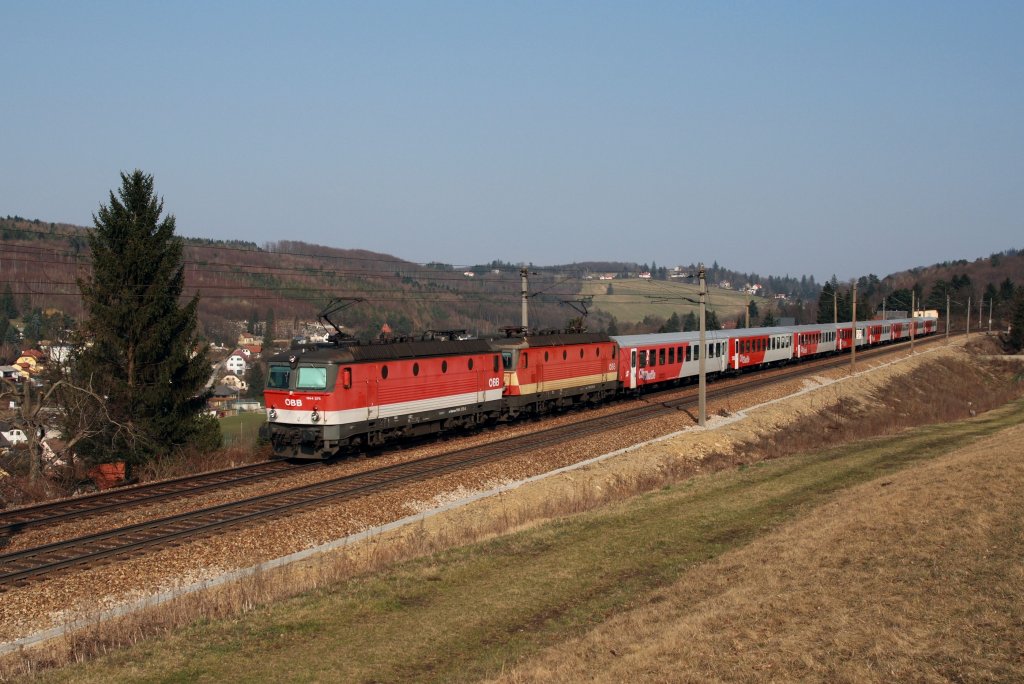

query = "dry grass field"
498;416;1024;682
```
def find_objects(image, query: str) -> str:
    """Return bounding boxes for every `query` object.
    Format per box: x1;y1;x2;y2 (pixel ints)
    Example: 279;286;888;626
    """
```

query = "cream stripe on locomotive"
269;388;504;425
507;371;617;394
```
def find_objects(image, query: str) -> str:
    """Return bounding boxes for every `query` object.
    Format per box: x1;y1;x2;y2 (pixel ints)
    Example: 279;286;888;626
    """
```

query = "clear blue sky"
3;1;1021;281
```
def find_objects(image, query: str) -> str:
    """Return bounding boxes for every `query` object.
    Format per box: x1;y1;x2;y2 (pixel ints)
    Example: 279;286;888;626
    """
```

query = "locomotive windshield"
267;365;290;389
295;366;329;390
501;351;514;371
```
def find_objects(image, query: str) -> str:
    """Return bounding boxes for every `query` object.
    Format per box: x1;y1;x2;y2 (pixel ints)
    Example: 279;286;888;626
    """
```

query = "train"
260;316;938;459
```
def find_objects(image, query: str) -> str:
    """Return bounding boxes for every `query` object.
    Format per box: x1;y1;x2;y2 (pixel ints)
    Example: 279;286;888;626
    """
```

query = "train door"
477;358;486;403
629;348;637;389
367;366;379;420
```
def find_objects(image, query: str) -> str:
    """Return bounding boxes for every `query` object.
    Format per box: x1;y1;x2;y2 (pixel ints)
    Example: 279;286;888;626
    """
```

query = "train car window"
639;351;647;368
441;360;448;373
381;365;388;379
342;368;352;389
296;366;328;390
659;349;665;365
563;350;567;360
545;351;549;362
718;342;723;356
413;362;420;376
677;346;683;360
580;349;585;358
669;348;675;364
494;355;500;372
694;345;700;360
267;365;290;389
522;353;528;368
596;348;600;357
471;357;477;370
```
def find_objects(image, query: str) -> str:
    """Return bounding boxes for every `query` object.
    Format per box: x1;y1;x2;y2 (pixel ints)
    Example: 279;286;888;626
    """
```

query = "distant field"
218;411;265;447
580;278;755;325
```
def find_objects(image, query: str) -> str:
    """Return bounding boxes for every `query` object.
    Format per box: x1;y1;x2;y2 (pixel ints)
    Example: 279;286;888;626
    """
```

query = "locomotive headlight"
311;408;320;423
269;408;277;420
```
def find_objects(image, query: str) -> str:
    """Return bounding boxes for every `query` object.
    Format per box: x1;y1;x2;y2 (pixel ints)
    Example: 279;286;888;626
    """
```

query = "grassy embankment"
217;412;265;448
16;389;1024;683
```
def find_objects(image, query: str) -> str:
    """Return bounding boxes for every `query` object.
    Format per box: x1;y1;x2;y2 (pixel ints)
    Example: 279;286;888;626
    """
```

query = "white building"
225;350;248;376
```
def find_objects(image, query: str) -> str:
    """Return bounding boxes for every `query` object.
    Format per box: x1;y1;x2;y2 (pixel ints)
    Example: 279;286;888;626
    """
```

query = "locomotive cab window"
295;366;329;390
342;367;352;389
267;365;291;389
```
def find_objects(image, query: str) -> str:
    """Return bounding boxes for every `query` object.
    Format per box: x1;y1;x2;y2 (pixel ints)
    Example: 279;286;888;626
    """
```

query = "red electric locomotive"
261;337;503;459
493;332;619;416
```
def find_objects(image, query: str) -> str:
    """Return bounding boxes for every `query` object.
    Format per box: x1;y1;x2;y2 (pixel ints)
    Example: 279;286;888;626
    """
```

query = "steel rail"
0;459;311;537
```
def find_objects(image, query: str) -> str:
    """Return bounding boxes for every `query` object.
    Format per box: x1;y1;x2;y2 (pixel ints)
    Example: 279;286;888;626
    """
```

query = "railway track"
0;334;944;590
0;459;312;537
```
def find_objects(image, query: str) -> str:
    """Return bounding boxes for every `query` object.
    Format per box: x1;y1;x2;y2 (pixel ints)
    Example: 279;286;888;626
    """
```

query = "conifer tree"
0;284;16;319
75;170;219;466
1010;290;1024;352
817;280;836;323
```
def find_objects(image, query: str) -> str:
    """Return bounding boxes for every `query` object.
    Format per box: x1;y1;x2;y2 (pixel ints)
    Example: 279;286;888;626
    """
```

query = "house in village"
0;421;28;447
14;350;46;378
225;350;248;376
220;373;249;392
237;333;263;347
208;385;240;416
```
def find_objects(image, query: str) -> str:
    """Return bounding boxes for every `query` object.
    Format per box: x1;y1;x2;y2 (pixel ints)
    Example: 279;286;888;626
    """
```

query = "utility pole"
978;297;983;335
520;268;529;333
833;287;838;325
850;280;857;373
988;298;993;334
882;296;886;321
910;290;915;353
745;293;750;329
966;296;971;339
24;380;39;482
946;294;950;343
698;263;707;427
